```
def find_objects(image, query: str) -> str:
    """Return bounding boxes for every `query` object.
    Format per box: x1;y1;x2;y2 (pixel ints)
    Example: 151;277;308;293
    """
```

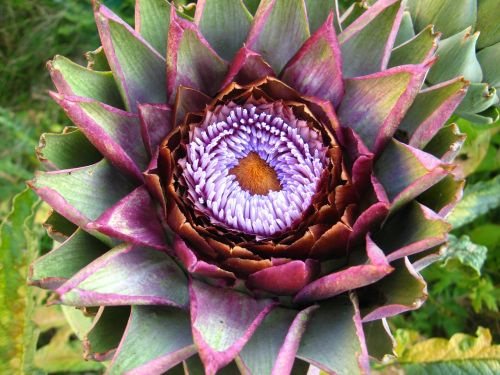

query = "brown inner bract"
229;151;281;195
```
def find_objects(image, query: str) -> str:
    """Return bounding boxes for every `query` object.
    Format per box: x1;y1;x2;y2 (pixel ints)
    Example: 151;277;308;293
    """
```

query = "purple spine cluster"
181;104;327;237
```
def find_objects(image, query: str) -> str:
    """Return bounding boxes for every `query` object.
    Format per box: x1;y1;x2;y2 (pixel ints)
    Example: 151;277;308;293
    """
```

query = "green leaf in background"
448;175;500;229
474;132;500;173
468;278;498;314
0;188;103;374
469;224;500;250
0;189;41;374
454;120;495;177
402;359;500;375
441;234;488;276
34;306;103;373
387;327;500;375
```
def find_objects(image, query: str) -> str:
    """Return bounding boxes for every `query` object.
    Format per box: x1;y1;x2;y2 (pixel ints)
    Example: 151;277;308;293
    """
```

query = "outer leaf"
338;64;429;154
220;46;274;88
339;0;403;77
364;319;395;360
448;175;500;229
95;4;166;112
0;189;40;374
374;202;450;262
461;106;498;125
389;25;439;68
43;210;78;242
361;258;427;321
417;175;465;217
190;279;276;375
246;0;310;73
374;139;451;212
477;43;500;88
407;0;477;38
476;0;500;49
441;235;488;276
36;127;101;170
174;237;236;281
88;185;167;250
281;13;344;107
398;77;468;149
29;228;109;290
237;306;317;375
135;0;171;56
84;306;130;361
56;245;188;307
173;86;212;125
246;260;318;296
456;83;498;115
138;103;173;156
167;10;229;102
85;46;111;71
29;159;136;228
47;55;122;108
297;294;370;375
195;0;252;60
52;94;149;181
107;306;195;375
294;235;393;304
423;123;467;163
427;27;483;85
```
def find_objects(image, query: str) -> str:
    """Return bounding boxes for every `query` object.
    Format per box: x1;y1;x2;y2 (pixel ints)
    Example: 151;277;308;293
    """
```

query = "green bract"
405;0;500;124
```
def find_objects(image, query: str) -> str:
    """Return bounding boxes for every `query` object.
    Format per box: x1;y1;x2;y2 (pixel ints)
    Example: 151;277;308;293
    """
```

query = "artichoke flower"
29;0;469;374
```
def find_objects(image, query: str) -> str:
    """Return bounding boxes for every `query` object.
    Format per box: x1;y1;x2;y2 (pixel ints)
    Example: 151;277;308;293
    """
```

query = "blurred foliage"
375;327;500;374
0;189;41;374
34;305;103;373
0;0;498;374
0;0;134;213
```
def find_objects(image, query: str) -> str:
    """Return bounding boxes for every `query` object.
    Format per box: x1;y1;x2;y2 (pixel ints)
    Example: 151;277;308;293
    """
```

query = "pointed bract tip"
25;179;36;190
48;90;64;101
458;76;471;89
423;55;438;68
461;26;474;39
47;293;62;306
325;11;335;26
91;0;101;12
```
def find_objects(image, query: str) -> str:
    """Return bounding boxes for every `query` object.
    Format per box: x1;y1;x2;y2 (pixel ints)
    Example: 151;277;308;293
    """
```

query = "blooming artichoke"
29;0;469;374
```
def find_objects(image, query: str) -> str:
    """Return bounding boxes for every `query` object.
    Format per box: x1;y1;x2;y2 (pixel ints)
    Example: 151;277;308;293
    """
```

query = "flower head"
29;0;469;374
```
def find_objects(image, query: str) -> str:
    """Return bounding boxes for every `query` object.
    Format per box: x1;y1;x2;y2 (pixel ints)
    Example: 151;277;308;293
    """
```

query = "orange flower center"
229;152;281;195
